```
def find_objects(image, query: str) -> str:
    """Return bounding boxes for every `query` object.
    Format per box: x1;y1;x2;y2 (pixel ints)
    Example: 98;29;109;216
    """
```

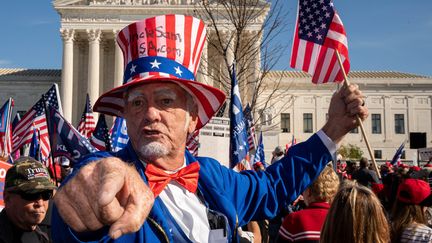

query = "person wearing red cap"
51;15;368;243
391;178;432;242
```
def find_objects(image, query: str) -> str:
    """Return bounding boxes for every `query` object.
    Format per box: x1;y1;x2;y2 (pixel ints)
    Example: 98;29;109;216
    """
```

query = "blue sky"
1;1;431;76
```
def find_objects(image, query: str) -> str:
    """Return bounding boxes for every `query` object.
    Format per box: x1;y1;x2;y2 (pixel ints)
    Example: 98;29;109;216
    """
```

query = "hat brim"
7;184;57;193
420;193;432;207
94;75;226;130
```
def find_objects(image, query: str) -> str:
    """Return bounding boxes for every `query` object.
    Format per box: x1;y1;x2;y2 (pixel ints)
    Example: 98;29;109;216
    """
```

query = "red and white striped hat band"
93;15;226;130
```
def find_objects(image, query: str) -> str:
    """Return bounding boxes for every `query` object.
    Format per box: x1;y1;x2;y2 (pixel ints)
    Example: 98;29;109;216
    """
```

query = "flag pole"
2;98;13;158
335;51;381;179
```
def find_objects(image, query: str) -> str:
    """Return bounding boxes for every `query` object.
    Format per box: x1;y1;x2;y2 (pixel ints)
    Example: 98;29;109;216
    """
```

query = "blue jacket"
52;133;332;242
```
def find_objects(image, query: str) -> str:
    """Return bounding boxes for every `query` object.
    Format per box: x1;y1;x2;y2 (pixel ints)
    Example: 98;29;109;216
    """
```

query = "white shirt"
144;130;336;242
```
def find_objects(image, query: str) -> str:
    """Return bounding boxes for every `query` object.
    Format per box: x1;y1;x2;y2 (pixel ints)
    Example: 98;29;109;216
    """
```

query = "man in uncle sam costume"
52;14;368;242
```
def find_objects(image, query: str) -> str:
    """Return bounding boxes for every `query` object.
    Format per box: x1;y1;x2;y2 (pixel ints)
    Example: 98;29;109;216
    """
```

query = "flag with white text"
229;64;249;168
243;103;256;152
110;117;129;152
290;0;349;84
46;106;97;165
253;131;266;168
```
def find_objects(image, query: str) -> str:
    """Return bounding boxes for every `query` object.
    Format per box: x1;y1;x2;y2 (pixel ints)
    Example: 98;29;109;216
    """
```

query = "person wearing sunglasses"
0;156;57;243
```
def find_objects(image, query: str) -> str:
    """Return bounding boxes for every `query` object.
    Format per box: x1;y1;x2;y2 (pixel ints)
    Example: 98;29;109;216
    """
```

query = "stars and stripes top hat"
93;14;226;130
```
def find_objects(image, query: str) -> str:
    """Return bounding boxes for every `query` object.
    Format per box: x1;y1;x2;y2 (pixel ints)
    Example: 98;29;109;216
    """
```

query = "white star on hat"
174;66;183;76
130;64;137;74
150;59;161;69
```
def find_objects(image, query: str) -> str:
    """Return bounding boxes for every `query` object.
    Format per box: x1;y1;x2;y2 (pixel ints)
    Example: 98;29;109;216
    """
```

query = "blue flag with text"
229;64;249;168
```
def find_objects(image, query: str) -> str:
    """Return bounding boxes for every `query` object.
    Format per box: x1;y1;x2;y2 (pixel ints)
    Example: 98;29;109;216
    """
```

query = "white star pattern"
298;0;335;45
174;66;183;76
130;64;137;74
150;59;161;69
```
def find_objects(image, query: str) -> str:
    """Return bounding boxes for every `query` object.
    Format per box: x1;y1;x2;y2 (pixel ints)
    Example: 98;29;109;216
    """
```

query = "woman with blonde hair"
320;181;390;243
278;165;339;242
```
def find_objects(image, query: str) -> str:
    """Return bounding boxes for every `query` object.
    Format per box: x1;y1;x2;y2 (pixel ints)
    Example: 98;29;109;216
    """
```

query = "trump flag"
229;64;249;168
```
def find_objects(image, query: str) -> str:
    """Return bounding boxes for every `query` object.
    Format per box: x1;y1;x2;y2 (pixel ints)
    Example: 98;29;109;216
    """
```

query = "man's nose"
143;104;162;122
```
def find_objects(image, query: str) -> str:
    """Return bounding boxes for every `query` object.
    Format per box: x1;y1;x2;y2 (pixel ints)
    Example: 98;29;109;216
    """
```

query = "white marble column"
383;95;392;141
314;95;323;130
60;28;75;121
87;29;102;108
406;95;415;133
201;41;210;86
113;30;124;87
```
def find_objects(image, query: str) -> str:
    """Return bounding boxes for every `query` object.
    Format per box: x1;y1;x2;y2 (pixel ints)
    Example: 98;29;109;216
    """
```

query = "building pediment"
53;0;86;7
53;0;201;7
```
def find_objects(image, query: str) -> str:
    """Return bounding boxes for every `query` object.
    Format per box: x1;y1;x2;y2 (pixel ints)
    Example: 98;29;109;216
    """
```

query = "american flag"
0;98;13;156
243;103;256;151
186;130;199;156
46;106;97;165
110;117;129;152
90;114;111;151
290;0;349;84
12;84;61;163
77;94;96;138
229;64;249;168
253;131;266;168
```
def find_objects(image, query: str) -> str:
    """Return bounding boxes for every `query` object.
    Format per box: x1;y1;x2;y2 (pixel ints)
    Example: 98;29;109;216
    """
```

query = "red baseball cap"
397;178;432;206
411;166;421;172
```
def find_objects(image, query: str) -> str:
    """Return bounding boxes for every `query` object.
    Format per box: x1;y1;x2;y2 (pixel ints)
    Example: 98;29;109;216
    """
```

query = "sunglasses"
16;191;53;201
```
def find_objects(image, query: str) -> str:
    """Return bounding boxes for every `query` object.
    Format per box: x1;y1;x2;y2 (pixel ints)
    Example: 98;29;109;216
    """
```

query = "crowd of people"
1;14;431;243
265;154;432;243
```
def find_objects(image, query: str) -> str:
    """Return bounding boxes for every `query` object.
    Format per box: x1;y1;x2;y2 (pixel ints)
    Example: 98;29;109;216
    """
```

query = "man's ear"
188;113;198;134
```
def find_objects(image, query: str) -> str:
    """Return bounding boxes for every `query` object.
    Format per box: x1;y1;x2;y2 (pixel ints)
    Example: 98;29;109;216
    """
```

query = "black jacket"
0;209;50;243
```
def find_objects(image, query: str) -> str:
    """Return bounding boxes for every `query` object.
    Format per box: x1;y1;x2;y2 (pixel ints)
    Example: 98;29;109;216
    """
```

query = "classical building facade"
1;68;431;163
259;71;432;163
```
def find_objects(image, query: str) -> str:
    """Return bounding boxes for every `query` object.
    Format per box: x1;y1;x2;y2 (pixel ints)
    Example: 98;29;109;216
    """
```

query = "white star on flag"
174;66;183;76
130;64;137;74
150;59;161;69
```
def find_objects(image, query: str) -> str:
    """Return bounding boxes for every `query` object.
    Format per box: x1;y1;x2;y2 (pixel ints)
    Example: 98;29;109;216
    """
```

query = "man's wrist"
321;122;345;144
316;130;337;156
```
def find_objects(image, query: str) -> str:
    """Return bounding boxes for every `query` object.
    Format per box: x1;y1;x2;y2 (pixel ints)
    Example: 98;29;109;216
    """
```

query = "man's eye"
161;98;173;106
132;99;144;107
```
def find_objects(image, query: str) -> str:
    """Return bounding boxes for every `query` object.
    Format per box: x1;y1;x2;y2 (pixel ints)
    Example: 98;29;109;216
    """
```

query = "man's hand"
53;157;154;239
322;84;368;143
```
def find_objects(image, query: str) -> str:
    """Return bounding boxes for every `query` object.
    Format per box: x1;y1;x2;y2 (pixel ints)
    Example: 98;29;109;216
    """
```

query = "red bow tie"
145;162;200;197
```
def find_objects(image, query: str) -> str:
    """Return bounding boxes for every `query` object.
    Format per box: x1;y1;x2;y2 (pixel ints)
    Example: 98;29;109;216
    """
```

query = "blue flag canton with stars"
229;65;249;168
42;85;60;111
92;114;111;150
298;0;335;45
